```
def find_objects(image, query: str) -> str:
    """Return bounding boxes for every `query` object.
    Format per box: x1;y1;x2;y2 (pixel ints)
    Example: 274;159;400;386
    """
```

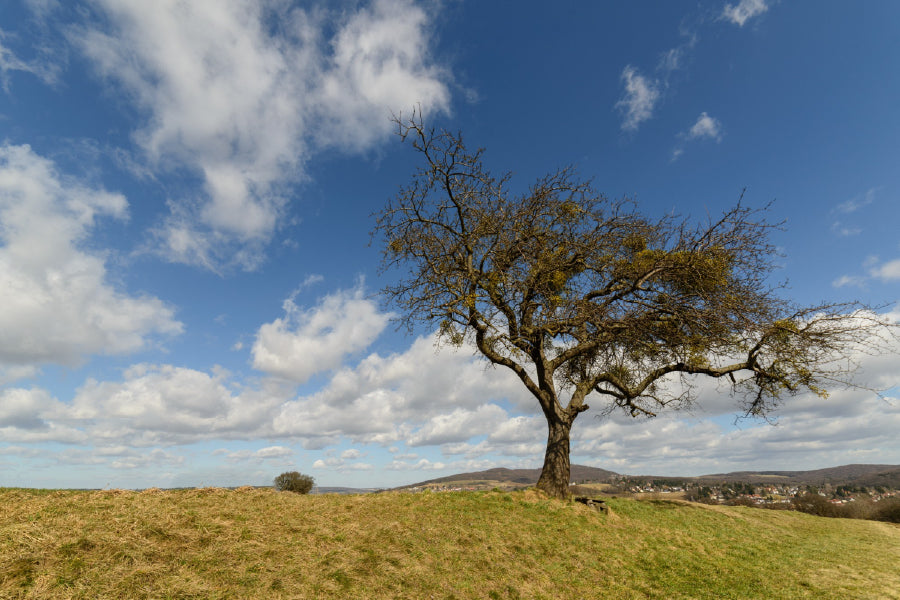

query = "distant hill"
401;463;900;491
312;486;385;495
853;466;900;488
404;465;620;489
691;464;900;486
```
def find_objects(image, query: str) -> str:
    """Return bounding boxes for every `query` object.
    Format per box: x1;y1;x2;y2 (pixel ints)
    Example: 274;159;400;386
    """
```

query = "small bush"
872;498;900;523
274;471;314;494
792;493;841;518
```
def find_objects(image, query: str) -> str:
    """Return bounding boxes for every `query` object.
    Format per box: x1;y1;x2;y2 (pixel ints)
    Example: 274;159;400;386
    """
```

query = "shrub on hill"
274;471;314;494
872;498;900;523
792;492;900;522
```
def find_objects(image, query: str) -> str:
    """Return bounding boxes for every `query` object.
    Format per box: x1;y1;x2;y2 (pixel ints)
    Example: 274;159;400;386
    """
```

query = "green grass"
1;487;898;599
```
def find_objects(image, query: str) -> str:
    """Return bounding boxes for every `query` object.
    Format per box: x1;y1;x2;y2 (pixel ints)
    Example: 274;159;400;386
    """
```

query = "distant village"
400;478;899;507
613;478;899;506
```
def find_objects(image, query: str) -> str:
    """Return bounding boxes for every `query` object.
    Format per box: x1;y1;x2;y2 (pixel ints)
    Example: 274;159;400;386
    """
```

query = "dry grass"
1;487;899;599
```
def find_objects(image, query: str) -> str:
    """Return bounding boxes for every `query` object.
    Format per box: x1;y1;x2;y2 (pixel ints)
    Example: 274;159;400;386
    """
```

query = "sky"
1;0;899;490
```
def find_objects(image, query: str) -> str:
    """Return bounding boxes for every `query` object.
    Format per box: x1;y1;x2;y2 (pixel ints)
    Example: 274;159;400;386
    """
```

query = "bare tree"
373;110;895;500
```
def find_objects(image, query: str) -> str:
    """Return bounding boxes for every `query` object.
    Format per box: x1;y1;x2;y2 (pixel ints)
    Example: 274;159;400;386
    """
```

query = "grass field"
2;487;899;599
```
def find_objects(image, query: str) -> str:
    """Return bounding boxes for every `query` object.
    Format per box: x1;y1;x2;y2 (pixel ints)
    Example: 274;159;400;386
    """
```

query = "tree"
373;111;895;500
274;471;315;494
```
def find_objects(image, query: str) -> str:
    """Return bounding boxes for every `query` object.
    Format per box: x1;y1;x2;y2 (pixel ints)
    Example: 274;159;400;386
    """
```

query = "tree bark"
535;416;573;499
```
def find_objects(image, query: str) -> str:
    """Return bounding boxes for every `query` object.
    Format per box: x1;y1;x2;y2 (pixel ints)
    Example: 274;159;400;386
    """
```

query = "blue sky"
1;0;899;489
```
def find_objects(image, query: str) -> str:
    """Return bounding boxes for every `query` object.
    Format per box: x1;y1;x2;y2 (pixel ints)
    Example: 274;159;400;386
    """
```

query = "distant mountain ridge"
690;464;900;487
407;465;619;488
401;463;900;490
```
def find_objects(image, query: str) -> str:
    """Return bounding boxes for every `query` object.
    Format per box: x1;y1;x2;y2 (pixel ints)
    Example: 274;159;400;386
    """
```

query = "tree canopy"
274;471;315;494
374;111;895;499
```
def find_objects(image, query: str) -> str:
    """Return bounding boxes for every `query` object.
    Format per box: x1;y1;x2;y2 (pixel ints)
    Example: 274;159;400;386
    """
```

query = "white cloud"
721;0;768;27
831;222;862;237
657;29;698;77
569;383;900;476
687;112;723;141
313;0;450;152
408;404;508;447
6;310;897;478
672;112;723;160
220;445;293;463
64;364;289;446
0;387;87;444
386;458;446;471
0;388;59;429
832;274;865;289
272;333;534;446
830;188;881;239
869;258;900;282
488;415;545;444
616;66;660;131
0;31;60;88
313;455;373;471
252;284;391;383
566;314;900;474
0;144;181;382
107;448;185;470
836;247;900;285
75;0;450;270
835;187;879;214
658;47;685;74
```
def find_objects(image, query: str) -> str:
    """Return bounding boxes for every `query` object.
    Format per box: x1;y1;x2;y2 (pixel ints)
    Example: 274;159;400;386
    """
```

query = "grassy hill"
2;487;899;599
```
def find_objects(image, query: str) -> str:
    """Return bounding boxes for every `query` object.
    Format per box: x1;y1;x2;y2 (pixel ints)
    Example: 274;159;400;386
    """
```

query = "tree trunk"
535;416;573;499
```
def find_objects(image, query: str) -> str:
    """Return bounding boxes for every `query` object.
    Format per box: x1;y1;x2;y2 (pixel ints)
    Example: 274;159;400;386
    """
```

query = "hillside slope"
2;487;899;599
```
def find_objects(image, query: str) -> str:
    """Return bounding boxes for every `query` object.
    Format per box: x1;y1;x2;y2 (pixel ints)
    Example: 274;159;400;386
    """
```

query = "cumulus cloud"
721;0;768;27
832;274;865;289
74;0;450;270
313;0;450;152
106;448;185;470
672;112;723;160
0;388;60;429
252;284;392;383
218;445;293;463
0;325;530;452
570;383;900;475
834;232;900;286
272;333;534;446
385;458;446;471
488;415;545;444
0;387;87;444
313;455;373;471
6;308;898;478
565;314;900;474
687;112;723;141
64;364;289;446
869;259;900;283
0;144;181;382
407;404;509;447
616;66;660;131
